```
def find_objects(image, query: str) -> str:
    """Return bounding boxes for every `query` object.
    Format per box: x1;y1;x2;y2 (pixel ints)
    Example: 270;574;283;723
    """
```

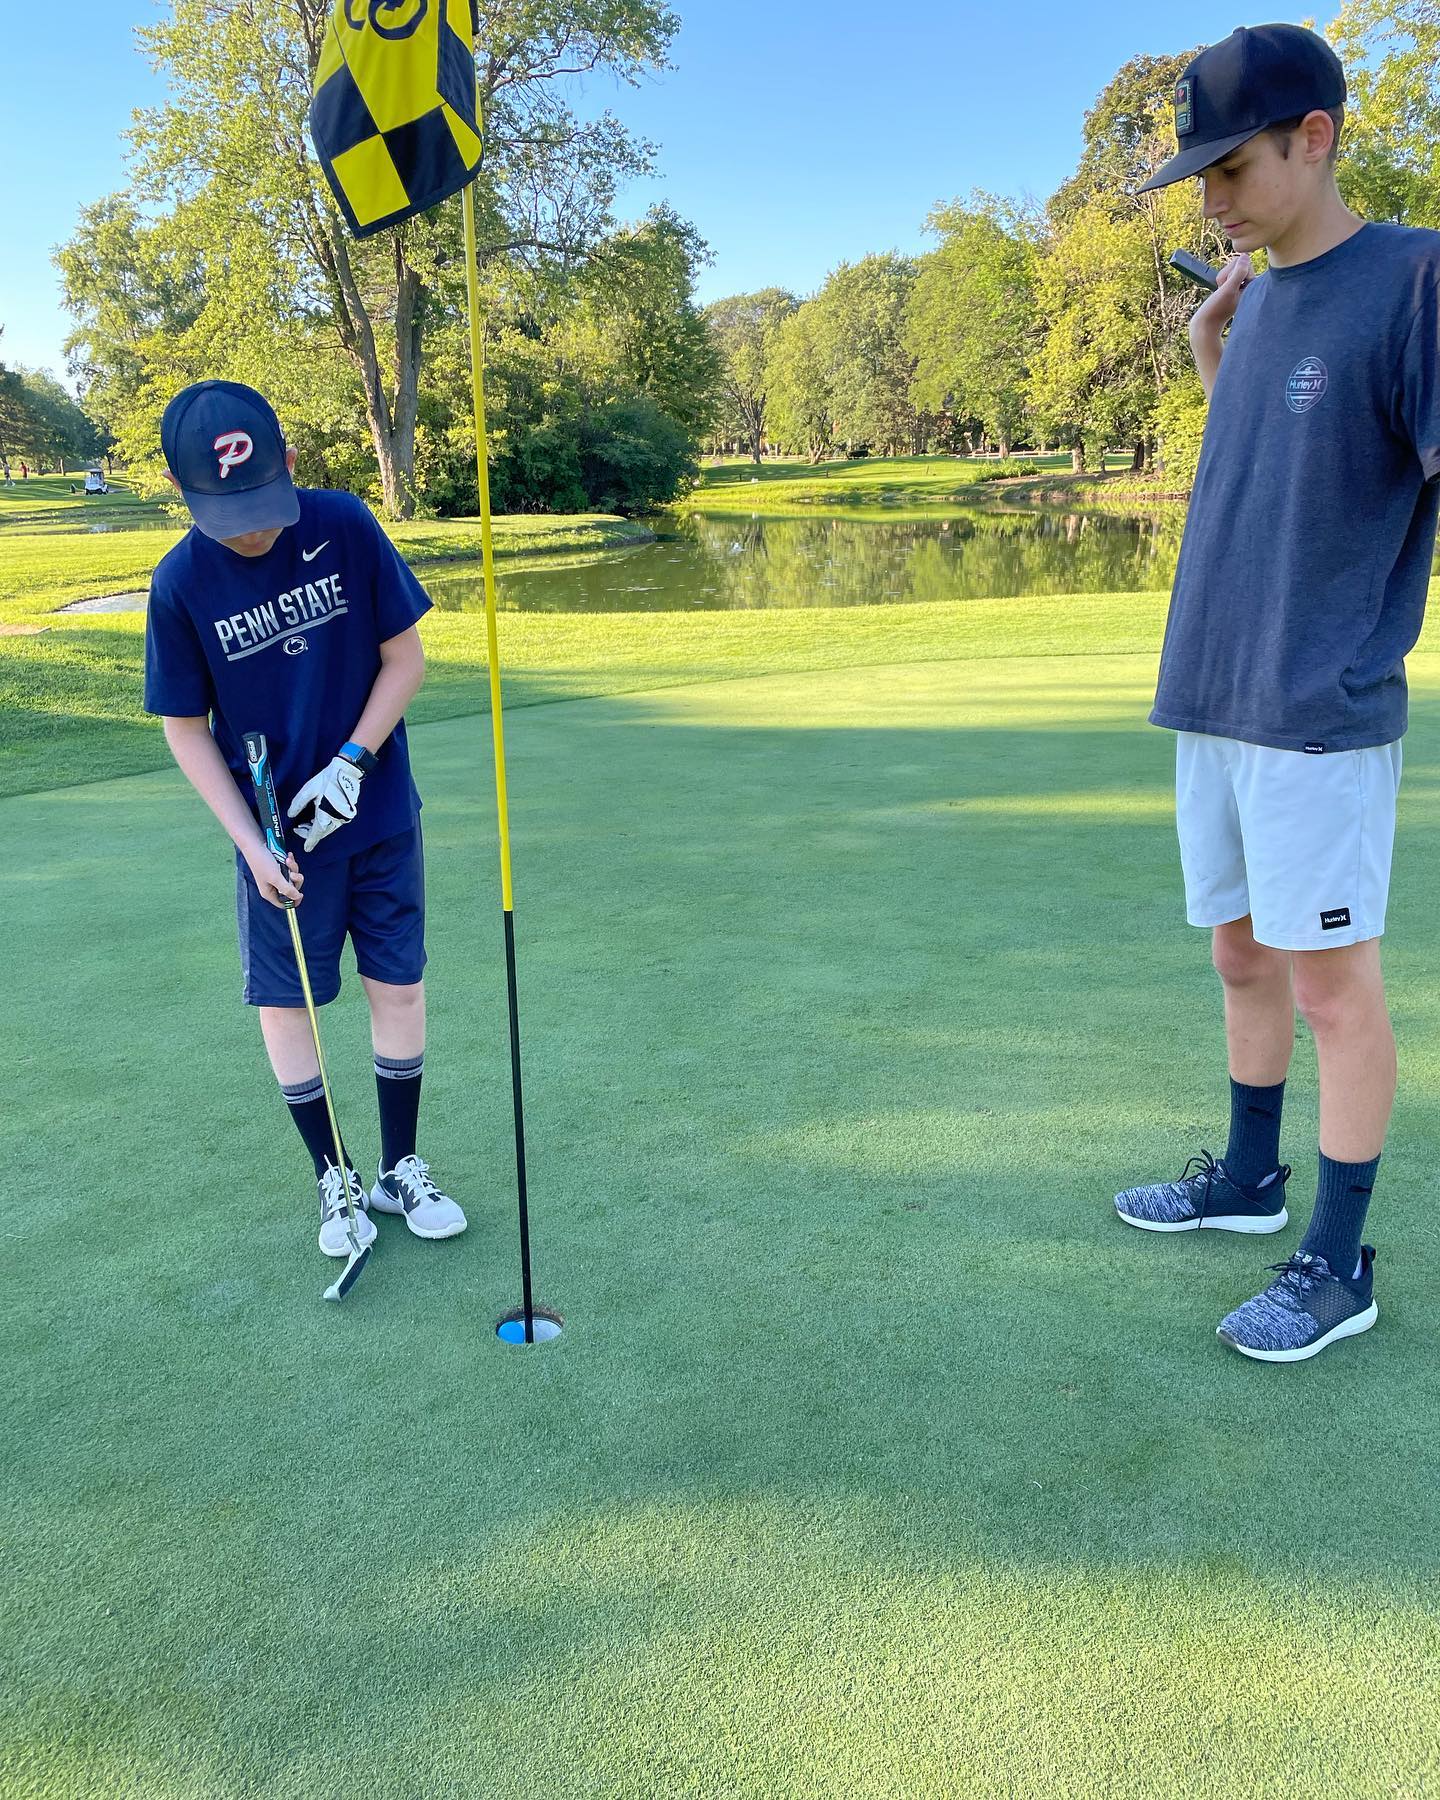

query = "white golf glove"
288;746;371;850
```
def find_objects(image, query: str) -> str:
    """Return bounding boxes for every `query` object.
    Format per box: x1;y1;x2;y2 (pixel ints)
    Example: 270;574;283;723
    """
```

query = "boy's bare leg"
1212;916;1294;1086
1217;937;1391;1357
259;1005;321;1085
361;976;425;1060
1292;939;1395;1162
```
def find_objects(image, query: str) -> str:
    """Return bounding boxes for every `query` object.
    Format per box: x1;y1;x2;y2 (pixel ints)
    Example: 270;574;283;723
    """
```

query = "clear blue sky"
0;2;1321;385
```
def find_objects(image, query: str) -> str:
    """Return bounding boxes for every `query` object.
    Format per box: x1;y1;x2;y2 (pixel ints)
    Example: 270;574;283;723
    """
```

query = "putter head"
323;1238;372;1303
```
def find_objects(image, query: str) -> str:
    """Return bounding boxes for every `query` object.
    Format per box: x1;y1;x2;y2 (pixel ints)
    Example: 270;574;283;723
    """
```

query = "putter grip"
242;731;290;875
1168;249;1219;292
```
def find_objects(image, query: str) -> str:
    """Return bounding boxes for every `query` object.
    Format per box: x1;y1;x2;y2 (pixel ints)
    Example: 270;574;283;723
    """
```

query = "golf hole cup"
497;1306;563;1345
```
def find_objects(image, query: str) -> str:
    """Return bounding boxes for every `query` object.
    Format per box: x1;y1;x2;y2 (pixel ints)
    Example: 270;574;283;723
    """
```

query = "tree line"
15;0;1435;515
0;337;104;475
705;2;1440;490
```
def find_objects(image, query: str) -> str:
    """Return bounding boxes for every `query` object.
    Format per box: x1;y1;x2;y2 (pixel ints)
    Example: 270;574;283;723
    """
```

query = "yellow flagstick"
462;180;538;1343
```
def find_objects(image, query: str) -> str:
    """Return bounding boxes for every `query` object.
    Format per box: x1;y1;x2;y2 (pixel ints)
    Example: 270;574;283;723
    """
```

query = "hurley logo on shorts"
213;572;347;662
1321;907;1352;931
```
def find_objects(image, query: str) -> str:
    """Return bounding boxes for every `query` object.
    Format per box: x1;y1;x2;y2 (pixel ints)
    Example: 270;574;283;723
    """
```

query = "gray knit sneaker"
1115;1150;1289;1234
1217;1247;1377;1363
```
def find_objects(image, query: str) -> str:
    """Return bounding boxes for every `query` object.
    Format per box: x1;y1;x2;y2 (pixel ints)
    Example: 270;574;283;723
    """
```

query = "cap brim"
182;469;300;541
1137;127;1265;193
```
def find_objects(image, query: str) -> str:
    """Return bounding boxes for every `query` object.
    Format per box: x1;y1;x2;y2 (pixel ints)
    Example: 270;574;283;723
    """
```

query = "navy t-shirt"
1151;221;1440;752
143;488;432;864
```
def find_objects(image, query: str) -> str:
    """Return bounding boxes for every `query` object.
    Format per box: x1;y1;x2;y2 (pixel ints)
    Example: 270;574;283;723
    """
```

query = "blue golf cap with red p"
160;380;300;540
1139;23;1347;193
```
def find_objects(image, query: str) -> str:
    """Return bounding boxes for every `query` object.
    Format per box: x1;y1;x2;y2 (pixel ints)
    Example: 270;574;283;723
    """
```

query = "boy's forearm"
1190;321;1225;399
349;634;425;756
163;717;266;859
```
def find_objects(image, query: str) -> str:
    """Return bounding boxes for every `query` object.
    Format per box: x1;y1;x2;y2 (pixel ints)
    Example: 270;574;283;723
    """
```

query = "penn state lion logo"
1286;357;1329;414
283;636;309;656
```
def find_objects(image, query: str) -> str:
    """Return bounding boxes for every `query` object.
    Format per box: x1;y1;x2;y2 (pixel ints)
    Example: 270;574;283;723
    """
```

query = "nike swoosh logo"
301;541;330;562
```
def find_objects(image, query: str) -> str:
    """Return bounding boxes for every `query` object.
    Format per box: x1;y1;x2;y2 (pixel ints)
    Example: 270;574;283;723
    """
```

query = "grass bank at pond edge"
687;453;1187;517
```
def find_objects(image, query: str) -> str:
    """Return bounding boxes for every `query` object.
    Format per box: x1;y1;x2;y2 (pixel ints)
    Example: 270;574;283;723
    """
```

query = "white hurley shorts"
1175;732;1402;951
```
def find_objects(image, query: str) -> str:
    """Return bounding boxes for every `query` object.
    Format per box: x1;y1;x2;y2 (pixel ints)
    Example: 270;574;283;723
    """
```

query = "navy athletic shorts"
236;824;427;1007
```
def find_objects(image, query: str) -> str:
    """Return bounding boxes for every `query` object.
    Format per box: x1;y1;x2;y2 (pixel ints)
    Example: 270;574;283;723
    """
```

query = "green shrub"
975;458;1042;481
1155;378;1208;491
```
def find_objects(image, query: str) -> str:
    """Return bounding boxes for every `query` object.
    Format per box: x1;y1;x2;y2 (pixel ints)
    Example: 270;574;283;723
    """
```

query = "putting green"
4;650;1438;1796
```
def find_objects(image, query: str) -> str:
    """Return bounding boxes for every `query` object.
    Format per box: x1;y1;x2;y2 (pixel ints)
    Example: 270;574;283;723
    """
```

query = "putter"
244;731;372;1303
1169;248;1220;292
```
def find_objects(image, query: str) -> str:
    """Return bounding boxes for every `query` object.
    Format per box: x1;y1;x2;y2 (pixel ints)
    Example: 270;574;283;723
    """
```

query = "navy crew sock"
375;1052;424;1173
282;1074;351;1180
1299;1152;1379;1278
1224;1078;1286;1190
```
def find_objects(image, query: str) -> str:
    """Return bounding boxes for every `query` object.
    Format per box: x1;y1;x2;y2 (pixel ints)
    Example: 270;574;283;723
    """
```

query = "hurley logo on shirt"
1286;357;1329;414
213;572;347;662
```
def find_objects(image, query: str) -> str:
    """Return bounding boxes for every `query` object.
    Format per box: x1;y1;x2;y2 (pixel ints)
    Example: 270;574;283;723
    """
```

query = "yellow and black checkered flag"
310;0;482;238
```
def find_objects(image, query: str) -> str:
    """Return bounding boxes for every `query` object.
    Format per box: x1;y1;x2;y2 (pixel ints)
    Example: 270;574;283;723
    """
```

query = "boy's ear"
285;447;297;475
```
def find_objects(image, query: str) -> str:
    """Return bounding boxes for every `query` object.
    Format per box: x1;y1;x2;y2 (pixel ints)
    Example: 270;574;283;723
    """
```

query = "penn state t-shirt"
144;489;431;864
1151;221;1440;753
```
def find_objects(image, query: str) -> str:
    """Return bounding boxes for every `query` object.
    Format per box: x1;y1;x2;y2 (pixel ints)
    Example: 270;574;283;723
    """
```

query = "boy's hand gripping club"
243;731;371;1303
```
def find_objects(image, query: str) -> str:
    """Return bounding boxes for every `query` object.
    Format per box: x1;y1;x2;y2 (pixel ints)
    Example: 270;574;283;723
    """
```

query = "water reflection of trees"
679;510;1185;609
424;507;1188;613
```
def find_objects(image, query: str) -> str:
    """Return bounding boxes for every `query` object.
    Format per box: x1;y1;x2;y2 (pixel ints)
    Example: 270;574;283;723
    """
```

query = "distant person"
1;461;13;487
19;462;27;479
143;379;468;1276
1112;24;1440;1363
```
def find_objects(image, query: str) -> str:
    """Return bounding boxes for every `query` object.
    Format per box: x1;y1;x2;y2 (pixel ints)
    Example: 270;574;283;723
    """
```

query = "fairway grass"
5;621;1439;1794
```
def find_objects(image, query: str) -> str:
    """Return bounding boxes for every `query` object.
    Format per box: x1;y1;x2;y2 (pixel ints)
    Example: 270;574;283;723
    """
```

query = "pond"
422;507;1189;615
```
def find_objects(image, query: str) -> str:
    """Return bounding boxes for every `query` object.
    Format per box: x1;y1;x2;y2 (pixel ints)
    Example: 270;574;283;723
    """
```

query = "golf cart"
83;467;110;496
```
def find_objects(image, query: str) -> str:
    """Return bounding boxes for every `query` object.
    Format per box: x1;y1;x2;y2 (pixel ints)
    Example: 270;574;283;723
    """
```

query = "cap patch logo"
1286;357;1329;414
213;431;254;479
1175;79;1194;136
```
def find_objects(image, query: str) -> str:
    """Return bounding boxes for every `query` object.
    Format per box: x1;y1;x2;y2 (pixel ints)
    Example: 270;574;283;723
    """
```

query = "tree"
1330;0;1440;225
60;0;680;516
1027;201;1155;471
0;334;33;469
1034;50;1234;474
765;302;835;462
794;255;919;455
569;206;723;439
705;288;797;461
415;202;717;514
907;192;1040;457
13;371;103;472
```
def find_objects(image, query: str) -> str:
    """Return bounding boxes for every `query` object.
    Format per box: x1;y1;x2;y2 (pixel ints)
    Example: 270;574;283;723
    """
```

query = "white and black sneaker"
318;1164;377;1258
1217;1247;1378;1363
369;1155;467;1240
1115;1150;1290;1234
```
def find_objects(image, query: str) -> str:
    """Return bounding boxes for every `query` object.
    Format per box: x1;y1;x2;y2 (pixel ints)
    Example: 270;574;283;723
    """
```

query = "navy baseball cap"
1139;24;1347;193
160;380;300;540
